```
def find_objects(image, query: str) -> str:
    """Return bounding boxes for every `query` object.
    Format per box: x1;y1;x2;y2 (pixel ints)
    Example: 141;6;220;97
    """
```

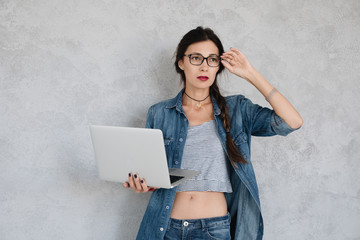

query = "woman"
123;26;302;240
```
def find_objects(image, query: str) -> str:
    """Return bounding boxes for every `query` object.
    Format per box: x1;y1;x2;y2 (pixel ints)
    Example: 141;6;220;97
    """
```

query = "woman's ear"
178;59;184;71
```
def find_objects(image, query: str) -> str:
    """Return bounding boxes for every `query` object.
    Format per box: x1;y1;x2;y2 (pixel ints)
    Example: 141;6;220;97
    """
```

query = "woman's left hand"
221;48;255;81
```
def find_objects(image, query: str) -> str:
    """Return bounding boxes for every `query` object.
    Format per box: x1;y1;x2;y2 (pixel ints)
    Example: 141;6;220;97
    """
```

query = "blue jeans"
164;213;231;240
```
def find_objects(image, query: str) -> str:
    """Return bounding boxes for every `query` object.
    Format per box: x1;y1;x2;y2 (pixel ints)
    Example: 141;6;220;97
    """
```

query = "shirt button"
175;161;179;165
184;118;187;121
179;138;183;142
183;221;189;227
160;227;164;231
260;222;263;227
166;206;170;209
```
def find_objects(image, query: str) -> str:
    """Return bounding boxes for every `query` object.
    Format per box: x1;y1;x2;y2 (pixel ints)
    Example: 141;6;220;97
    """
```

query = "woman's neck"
182;87;212;108
184;87;210;100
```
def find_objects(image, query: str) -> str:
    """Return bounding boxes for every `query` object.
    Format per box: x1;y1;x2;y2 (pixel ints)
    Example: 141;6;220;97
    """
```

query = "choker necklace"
184;91;210;109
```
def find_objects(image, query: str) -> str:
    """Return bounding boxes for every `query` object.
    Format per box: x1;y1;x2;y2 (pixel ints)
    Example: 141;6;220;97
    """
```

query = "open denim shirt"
136;90;300;240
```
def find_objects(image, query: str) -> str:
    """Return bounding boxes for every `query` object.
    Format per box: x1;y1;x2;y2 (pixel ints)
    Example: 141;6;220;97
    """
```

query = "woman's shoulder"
145;96;178;127
224;94;246;101
223;94;262;115
224;94;248;106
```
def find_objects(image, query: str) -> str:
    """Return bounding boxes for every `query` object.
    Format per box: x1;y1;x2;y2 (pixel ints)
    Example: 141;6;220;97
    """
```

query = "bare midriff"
170;191;228;219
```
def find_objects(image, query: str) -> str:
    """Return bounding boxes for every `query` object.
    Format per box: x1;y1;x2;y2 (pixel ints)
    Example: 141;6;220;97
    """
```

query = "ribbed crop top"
176;120;233;193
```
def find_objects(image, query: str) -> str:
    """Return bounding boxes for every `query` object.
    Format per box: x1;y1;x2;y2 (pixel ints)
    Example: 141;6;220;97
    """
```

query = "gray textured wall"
1;0;359;239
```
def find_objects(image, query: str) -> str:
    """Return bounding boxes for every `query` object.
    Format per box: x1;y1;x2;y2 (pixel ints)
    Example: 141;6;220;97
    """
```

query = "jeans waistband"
168;213;230;230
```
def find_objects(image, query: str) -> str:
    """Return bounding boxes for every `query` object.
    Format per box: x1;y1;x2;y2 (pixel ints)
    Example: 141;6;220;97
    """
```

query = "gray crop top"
176;120;233;193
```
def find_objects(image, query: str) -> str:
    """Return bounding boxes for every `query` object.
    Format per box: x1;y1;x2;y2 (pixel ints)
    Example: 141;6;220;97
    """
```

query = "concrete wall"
1;0;359;239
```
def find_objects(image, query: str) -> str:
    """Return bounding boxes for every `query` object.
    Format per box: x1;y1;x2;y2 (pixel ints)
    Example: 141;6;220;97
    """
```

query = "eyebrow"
188;52;219;56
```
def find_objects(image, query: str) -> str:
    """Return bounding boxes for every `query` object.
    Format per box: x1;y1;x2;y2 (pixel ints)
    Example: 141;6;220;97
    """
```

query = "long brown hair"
174;26;247;165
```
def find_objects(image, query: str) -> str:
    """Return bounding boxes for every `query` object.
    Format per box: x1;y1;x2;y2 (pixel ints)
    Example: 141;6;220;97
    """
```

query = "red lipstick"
197;76;209;81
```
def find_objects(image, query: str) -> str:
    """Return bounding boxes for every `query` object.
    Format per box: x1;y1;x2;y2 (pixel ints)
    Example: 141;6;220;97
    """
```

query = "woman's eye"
191;56;200;61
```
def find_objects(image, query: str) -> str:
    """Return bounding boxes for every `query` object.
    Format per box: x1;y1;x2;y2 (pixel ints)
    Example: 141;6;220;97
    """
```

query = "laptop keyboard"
170;175;184;184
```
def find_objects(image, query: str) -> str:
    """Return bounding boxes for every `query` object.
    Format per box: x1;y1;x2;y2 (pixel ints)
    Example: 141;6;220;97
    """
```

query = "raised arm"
221;48;303;129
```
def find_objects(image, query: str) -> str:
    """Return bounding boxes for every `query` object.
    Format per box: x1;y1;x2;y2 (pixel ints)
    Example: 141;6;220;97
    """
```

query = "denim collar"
165;89;221;116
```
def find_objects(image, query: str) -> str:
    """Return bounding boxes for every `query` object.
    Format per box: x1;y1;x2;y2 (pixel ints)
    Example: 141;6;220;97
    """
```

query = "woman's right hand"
123;173;157;193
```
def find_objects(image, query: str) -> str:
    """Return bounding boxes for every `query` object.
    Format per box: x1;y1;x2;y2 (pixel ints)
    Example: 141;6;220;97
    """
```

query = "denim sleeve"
242;97;300;136
145;106;154;129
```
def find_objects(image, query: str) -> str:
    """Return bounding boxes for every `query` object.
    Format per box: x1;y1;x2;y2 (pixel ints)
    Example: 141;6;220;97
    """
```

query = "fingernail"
140;180;144;183
134;174;137;178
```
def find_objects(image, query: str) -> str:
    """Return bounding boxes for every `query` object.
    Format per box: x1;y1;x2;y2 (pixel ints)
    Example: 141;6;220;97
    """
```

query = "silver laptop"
89;125;200;189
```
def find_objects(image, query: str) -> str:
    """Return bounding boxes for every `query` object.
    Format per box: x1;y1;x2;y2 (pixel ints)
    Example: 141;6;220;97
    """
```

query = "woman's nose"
199;60;209;71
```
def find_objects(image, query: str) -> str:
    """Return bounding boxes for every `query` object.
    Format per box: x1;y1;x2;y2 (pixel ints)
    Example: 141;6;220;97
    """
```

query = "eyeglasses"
184;54;221;67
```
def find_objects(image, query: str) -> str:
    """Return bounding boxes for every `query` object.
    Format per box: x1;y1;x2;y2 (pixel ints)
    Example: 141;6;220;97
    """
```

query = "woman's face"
178;40;220;91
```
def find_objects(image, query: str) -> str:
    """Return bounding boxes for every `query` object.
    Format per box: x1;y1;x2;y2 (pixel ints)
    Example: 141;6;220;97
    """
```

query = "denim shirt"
136;90;299;240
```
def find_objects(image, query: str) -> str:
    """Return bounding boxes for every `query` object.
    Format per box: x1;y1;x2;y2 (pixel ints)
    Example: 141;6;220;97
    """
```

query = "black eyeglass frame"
183;54;221;67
